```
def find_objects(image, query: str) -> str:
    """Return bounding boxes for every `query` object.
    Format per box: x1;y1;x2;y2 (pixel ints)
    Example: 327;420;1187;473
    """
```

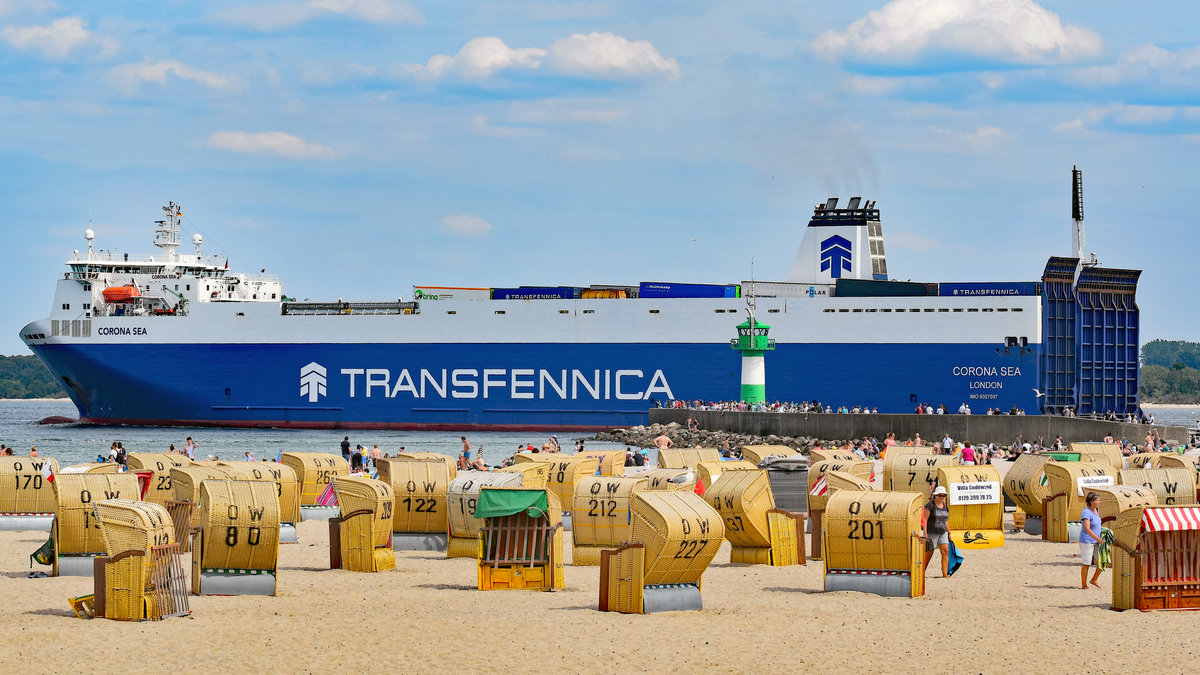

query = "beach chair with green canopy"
474;487;564;591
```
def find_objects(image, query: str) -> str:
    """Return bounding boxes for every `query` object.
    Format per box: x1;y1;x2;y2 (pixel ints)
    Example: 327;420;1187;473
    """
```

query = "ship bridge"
47;202;283;322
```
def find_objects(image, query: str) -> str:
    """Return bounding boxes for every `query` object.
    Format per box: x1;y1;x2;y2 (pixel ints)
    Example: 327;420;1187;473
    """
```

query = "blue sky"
2;0;1198;355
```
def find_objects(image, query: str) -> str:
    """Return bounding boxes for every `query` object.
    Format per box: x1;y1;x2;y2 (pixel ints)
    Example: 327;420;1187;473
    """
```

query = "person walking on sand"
653;432;674;451
922;486;952;578
340;436;351;462
1079;492;1104;589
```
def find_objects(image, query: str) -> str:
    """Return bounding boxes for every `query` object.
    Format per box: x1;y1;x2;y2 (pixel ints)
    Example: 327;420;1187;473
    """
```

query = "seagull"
669;467;694;484
1032;388;1046;398
690;238;697;243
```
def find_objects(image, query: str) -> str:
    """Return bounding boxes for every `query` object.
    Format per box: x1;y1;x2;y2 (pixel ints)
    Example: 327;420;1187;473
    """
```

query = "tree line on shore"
3;339;1200;401
0;355;66;399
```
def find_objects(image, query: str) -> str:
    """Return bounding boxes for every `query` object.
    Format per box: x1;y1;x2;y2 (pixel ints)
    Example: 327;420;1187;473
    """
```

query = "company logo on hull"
297;366;675;403
300;362;327;402
820;235;852;278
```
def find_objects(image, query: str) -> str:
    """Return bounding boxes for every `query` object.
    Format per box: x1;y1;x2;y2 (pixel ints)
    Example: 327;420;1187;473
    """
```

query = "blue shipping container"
639;282;738;299
938;282;1040;297
491;287;577;300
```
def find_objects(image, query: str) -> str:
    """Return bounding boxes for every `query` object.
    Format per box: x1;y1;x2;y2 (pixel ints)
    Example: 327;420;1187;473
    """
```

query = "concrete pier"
649;409;1190;446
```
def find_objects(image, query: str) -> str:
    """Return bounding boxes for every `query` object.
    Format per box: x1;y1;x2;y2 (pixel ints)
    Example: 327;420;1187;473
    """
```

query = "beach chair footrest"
391;532;447;551
300;506;340;521
56;554;101;578
642;584;702;613
196;570;277;596
825;570;913;598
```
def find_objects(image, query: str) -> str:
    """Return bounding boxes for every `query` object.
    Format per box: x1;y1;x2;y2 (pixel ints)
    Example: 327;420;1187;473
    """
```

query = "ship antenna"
746;259;757;321
155;201;182;261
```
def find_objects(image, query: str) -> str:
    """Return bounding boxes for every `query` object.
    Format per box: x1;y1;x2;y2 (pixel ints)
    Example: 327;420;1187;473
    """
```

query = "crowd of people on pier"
664;399;880;414
661;397;1173;425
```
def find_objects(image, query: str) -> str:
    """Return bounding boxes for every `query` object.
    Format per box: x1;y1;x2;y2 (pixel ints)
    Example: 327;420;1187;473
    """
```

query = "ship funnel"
787;198;887;283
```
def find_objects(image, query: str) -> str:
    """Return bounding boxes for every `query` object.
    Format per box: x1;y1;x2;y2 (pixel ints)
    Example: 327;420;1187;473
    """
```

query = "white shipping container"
412;286;492;301
740;281;834;298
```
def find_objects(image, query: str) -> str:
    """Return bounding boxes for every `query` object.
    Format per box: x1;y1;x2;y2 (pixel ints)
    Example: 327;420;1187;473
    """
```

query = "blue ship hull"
32;341;1040;430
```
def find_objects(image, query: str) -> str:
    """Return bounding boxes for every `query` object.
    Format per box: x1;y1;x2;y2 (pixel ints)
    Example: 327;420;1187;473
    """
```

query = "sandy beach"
2;511;1198;674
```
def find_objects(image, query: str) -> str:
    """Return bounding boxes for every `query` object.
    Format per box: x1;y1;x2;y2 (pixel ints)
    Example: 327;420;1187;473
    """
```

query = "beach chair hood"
474;489;549;520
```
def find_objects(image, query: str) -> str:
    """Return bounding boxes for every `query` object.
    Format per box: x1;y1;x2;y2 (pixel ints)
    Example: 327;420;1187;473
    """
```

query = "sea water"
1;400;1195;466
0;399;628;466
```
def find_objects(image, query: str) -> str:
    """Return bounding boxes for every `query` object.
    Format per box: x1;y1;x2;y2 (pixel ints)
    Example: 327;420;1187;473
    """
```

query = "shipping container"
834;279;934;297
937;282;1041;297
586;285;638;298
490;287;578;300
639;282;740;299
412;286;492;301
581;289;628;299
741;281;834;298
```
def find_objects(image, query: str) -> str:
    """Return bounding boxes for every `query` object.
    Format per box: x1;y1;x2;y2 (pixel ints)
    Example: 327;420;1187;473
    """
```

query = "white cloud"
1053;118;1084;133
439;213;492;237
0;0;56;18
401;37;546;80
1079;103;1199;127
0;15;117;59
207;131;336;159
506;99;627;124
1068;43;1200;89
814;0;1102;65
398;33;679;82
548;32;680;80
471;114;535;138
218;0;422;31
925;123;1009;149
108;60;232;96
847;75;904;96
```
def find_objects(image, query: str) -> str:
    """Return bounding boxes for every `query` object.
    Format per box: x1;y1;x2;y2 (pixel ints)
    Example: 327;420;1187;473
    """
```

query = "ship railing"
71;252;227;266
281;300;419;316
239;273;280;283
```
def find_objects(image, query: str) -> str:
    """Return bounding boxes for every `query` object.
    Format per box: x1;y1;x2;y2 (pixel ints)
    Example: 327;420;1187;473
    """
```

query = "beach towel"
316;481;338;507
1097;527;1114;571
947;541;963;576
30;537;54;568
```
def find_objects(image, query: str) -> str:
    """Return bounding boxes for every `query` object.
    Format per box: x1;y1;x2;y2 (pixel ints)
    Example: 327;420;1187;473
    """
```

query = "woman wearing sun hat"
922;486;952;578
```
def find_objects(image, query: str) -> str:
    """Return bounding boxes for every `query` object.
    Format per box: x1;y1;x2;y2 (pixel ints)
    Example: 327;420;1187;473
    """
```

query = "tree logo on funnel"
820;235;852;278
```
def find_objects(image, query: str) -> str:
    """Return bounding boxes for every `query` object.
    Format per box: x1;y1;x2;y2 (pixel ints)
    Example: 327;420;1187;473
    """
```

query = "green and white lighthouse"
731;312;775;404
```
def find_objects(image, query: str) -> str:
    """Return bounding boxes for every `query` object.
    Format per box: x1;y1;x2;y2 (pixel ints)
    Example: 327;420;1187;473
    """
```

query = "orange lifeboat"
102;285;142;303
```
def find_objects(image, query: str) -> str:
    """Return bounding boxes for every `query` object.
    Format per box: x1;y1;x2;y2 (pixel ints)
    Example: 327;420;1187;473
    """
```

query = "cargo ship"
19;173;1143;430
